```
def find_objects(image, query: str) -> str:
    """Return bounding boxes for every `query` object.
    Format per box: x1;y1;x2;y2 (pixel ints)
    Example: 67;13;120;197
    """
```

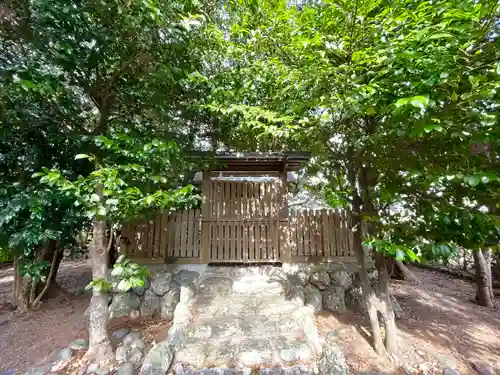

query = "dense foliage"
1;0;499;359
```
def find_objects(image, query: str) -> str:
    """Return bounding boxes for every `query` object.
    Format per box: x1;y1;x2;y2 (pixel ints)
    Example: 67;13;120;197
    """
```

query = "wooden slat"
321;210;328;257
194;209;201;257
153;212;161;258
315;211;322;257
187;210;192;257
255;222;261;261
342;212;349;257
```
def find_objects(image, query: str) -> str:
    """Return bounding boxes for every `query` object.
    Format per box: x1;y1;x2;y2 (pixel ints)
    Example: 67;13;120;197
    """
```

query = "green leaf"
31;172;45;178
467;176;480;187
424;124;443;133
75;154;90;160
410;96;429;109
429;32;453;40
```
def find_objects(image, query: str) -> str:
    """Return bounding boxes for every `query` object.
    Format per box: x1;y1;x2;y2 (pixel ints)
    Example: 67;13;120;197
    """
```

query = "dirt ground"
0;261;92;371
317;266;500;374
1;262;499;374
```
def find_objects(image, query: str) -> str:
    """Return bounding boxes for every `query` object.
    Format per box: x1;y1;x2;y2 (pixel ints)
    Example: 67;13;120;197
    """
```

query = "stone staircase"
175;266;322;370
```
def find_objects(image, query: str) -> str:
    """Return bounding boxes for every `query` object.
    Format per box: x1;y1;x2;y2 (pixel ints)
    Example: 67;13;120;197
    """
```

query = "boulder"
130;338;146;351
310;271;330;290
110;293;141;319
470;360;494;375
140;290;161;316
316;340;348;375
322;286;345;312
86;364;100;374
116;363;136;375
161;286;181;320
134;286;146;297
150;273;173;296
123;331;142;346
139;342;175;375
442;369;460;375
116;345;131;362
111;328;131;342
128;346;144;364
179;282;196;304
304;284;322;312
174;270;199;285
287;284;306;306
296;271;309;286
345;285;365;312
329;270;351;289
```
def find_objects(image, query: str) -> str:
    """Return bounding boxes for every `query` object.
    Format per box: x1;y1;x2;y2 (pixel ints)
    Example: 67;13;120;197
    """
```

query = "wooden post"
278;165;290;261
200;173;211;264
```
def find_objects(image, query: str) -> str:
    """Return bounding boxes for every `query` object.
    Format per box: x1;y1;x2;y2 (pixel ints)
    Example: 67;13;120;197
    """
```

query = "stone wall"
107;261;367;323
108;265;202;322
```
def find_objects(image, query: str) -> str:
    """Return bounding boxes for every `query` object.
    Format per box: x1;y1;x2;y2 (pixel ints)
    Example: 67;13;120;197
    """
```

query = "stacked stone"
108;266;181;321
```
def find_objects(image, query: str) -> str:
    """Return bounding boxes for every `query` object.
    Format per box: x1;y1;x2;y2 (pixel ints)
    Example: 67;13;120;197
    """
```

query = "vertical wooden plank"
234;222;238;261
320;209;328;258
289;213;296;256
250;182;256;218
168;214;175;257
187;209;194;257
315;210;322;257
331;211;337;257
258;182;263;217
242;182;248;220
234;182;239;219
242;222;248;262
340;211;346;257
153;212;161;258
255;221;261;261
296;211;303;256
175;212;182;257
160;211;168;259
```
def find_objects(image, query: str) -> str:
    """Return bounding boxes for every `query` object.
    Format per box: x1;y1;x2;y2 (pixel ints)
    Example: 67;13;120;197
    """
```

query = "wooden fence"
121;209;355;264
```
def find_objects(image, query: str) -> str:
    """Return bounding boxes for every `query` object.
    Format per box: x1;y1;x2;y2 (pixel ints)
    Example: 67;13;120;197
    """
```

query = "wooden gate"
200;177;286;263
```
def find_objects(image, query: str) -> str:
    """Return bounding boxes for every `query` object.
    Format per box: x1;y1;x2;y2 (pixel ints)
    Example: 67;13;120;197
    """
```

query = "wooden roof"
201;152;311;172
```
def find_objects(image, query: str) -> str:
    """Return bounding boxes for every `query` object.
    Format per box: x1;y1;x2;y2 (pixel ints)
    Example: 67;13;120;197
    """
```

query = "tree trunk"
374;252;397;352
11;257;29;311
482;249;494;301
473;249;494;307
462;248;468;271
35;240;64;299
85;218;113;363
351;213;385;355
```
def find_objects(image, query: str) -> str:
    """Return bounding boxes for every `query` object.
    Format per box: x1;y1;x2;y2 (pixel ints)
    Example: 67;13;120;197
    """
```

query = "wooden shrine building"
121;152;355;264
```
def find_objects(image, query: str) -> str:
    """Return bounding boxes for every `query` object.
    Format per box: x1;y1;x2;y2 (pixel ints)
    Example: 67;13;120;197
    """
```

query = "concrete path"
175;267;321;370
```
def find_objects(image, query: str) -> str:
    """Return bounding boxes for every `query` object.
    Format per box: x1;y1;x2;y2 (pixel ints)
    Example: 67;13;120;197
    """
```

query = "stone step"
192;294;301;318
185;319;306;343
177;336;315;369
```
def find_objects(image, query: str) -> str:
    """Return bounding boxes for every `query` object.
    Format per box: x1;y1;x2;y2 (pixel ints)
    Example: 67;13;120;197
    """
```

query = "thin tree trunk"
375;252;397;352
85;218;113;363
11;256;19;306
462;248;468;271
32;248;59;307
482;249;494;301
352;214;385;355
473;249;494;307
